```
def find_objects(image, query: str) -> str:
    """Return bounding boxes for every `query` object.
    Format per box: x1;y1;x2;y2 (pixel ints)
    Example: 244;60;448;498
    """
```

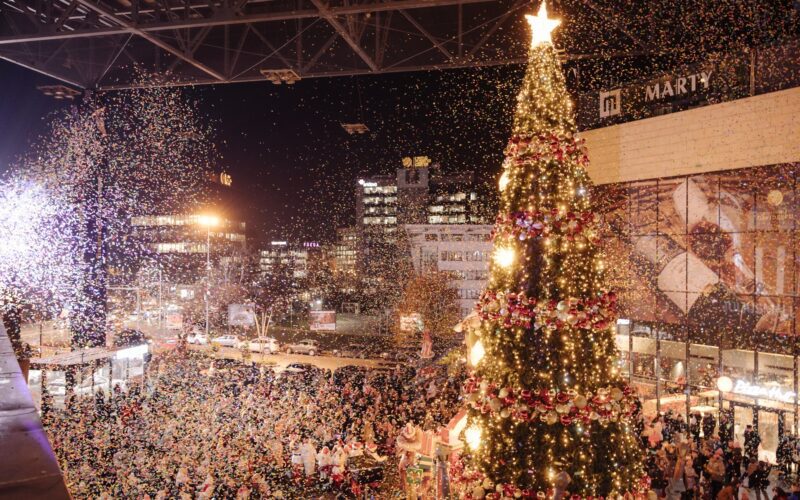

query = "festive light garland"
475;290;618;331
464;377;637;426
504;133;589;168
492;208;599;243
450;458;651;500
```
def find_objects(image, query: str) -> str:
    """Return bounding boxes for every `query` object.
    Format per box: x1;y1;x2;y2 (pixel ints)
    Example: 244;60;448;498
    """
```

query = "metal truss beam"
99;57;528;90
97;49;642;91
0;53;86;87
399;9;452;60
0;0;497;45
73;0;225;81
310;0;377;71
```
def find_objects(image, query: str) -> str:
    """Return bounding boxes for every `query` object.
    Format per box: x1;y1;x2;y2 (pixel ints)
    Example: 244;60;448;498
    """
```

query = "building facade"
581;45;800;463
129;171;247;283
356;176;398;234
259;241;312;280
353;157;491;302
355;158;489;232
405;224;493;317
333;227;359;295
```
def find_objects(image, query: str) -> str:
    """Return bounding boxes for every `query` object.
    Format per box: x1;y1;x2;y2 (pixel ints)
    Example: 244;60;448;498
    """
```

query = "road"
184;344;397;372
19;319;431;363
20;321;70;355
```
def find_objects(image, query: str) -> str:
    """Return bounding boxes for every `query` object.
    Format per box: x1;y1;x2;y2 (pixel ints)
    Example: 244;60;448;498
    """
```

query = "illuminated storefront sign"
732;379;796;403
402;156;431;168
644;71;713;102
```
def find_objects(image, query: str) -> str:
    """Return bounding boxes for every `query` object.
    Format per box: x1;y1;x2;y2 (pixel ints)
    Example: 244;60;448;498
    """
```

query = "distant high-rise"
405;224;493;318
354;156;489;232
351;156;491;310
130;171;247;284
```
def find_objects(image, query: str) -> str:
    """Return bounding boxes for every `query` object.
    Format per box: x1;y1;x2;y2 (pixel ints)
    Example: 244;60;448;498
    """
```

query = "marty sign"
598;69;714;119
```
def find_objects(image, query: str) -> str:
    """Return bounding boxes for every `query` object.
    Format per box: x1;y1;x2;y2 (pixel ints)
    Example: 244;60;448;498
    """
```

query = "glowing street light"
196;214;220;228
717;376;733;393
196;214;220;338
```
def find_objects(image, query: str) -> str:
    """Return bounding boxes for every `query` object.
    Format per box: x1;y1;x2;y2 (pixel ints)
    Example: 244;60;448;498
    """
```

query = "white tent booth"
28;343;150;409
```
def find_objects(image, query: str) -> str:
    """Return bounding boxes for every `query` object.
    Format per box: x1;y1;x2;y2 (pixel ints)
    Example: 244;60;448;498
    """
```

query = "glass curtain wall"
600;164;799;462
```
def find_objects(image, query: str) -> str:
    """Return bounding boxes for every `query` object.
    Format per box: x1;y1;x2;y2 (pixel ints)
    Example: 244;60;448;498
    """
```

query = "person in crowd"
719;412;733;449
43;351;466;498
774;486;790;500
689;413;702;444
749;461;770;500
706;449;727;500
745;425;762;464
703;413;717;440
717;482;736;500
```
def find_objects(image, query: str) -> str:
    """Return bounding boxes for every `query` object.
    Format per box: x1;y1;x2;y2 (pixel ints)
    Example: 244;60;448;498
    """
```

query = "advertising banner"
399;313;424;333
309;310;336;331
597;164;798;351
228;304;256;327
165;313;183;331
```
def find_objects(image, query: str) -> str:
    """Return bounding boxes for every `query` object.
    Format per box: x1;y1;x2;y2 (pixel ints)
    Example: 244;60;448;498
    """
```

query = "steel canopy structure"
0;0;798;89
0;0;650;89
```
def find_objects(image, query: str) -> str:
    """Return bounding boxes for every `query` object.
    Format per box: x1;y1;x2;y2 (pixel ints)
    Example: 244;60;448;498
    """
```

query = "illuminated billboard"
597;164;798;352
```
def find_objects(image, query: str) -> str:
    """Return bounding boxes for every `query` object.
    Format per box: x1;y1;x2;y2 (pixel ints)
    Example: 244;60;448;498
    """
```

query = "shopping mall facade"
578;41;800;461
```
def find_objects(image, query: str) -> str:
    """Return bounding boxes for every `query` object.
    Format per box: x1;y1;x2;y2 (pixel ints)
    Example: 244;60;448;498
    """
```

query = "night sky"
0;59;522;244
2;2;798;246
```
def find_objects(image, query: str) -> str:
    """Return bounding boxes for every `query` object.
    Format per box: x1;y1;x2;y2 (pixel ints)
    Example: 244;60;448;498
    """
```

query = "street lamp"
196;214;220;338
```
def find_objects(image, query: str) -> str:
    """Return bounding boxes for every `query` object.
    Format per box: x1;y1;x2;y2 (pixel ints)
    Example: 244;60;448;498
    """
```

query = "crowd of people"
641;410;800;500
42;350;465;498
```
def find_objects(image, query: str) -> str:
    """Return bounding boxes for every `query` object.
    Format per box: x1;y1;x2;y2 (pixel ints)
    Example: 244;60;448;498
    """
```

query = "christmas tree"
459;3;645;497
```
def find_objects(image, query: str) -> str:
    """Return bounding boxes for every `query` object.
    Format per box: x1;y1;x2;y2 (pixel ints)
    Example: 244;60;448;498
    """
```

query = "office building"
405;224;493;318
130;171;247;283
354;157;492;299
259;241;314;280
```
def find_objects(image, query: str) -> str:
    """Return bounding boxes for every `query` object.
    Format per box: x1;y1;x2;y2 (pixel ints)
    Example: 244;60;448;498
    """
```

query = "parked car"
246;337;280;353
210;335;240;347
333;343;365;358
113;328;148;347
187;332;209;345
284;339;320;356
281;362;314;376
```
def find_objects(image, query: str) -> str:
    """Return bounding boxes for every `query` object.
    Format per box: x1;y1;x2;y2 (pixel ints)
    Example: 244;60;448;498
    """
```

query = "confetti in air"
5;73;218;346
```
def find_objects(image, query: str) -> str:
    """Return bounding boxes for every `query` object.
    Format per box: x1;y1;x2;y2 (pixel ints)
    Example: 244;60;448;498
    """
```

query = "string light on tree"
498;171;510;192
469;339;486;366
493;247;515;268
465;425;482;450
455;2;644;497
